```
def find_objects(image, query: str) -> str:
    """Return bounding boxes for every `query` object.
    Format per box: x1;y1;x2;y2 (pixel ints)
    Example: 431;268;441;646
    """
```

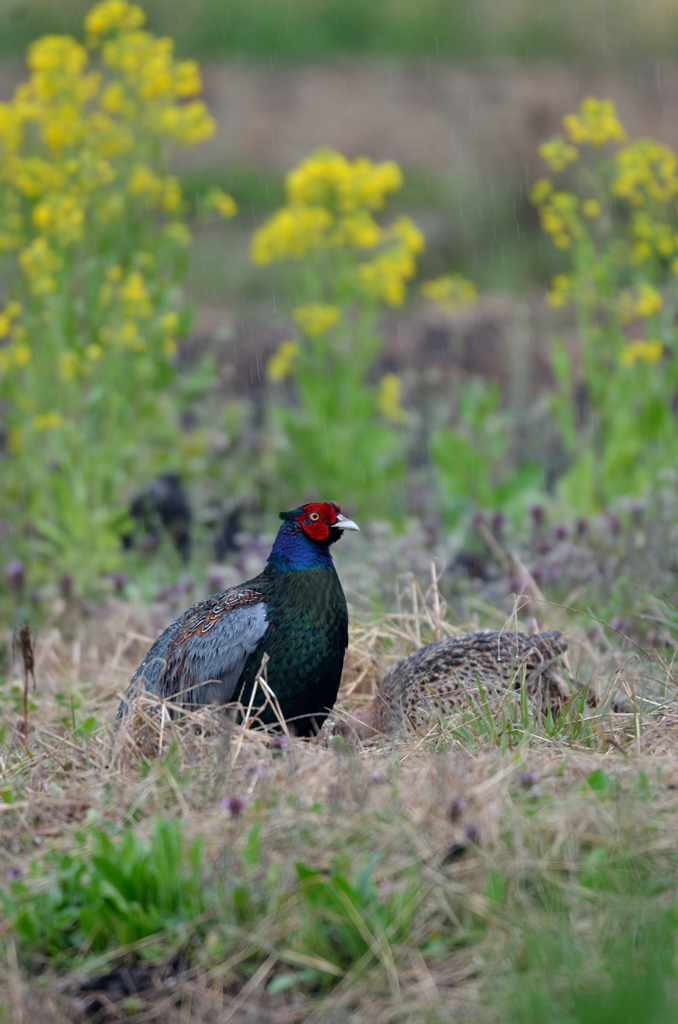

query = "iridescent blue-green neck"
266;521;336;573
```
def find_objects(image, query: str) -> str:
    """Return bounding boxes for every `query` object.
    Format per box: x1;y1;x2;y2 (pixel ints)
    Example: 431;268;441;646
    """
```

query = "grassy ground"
1;568;678;1022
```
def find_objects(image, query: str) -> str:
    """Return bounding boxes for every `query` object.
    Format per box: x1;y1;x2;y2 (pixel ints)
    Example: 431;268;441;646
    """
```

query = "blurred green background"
3;0;678;606
2;0;678;62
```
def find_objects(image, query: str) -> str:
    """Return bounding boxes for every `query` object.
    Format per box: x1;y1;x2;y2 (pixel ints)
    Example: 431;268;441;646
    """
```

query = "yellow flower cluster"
582;199;601;219
251;148;424;308
539;136;579;172
252;205;332;263
0;301;22;339
18;237;63;294
532;97;678;500
563;97;626;146
0;0;230;428
530;179;583;249
293;304;340;337
267;340;299;382
421;274;477;311
617;282;663;322
286;149;402;212
33;410;64;431
205;187;238;219
85;0;146;37
620;339;663;367
634;281;663;317
628;212;678;269
0;0;221;277
546;274;572;308
613;138;678;208
0;302;28;373
377;373;408;425
357;218;423;308
32;409;63;430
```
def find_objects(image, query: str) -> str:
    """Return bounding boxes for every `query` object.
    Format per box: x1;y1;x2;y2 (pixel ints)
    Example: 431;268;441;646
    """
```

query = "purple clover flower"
221;795;248;817
4;559;25;589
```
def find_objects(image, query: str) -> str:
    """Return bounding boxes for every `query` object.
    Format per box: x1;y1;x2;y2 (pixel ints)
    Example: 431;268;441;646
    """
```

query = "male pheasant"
117;501;359;735
339;630;571;738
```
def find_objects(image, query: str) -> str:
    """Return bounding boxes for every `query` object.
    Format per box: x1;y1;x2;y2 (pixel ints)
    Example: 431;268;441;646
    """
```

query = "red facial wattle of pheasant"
117;501;359;735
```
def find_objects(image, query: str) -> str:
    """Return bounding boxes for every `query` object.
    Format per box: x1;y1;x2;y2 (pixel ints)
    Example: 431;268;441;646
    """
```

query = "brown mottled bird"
340;630;571;739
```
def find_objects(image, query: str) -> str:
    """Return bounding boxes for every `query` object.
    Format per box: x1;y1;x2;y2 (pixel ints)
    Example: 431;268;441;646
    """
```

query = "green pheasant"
118;501;359;735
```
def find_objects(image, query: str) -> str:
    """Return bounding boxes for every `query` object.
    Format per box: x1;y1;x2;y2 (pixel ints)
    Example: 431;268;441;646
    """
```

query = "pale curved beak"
335;513;360;531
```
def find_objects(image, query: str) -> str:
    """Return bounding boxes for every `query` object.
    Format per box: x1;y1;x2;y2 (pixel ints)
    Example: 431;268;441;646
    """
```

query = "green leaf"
587;768;613;793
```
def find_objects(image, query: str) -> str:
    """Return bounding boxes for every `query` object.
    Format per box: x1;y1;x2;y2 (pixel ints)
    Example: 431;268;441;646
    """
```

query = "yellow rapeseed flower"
163;222;192;247
162;176;182;212
613;138;678;207
0;315;9;338
620;339;663;366
175;60;202;99
421;274;477;311
33;410;64;431
28;35;88;78
286;149;402;213
293;303;340;336
390;216;425;255
160;311;179;334
13;344;31;366
85;0;146;39
122;271;152;317
582;199;601;218
119;319;145;350
32;194;85;246
86;343;103;360
159;101;215;145
251;205;332;264
59;350;81;380
12;157;65;198
532;189;583;250
635;282;663;317
563;97;627;146
267;340;299;382
358;247;416;307
252;149;422;313
128;163;160;196
546;274;572;308
377;373;408;424
539;136;579;172
18;237;63;293
529;178;553;205
162;338;177;355
632;241;652;265
336;211;382;248
101;80;127;114
206;186;238;218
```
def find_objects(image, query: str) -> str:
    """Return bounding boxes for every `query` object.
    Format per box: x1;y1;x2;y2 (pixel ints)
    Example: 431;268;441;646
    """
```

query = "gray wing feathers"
172;601;268;704
118;598;268;715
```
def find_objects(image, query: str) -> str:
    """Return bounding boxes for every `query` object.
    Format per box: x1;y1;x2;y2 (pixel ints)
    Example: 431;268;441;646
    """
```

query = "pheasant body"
118;502;358;735
342;630;570;738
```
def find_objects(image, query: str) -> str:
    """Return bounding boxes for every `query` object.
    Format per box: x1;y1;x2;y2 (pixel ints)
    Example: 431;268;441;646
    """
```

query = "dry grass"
1;574;678;1022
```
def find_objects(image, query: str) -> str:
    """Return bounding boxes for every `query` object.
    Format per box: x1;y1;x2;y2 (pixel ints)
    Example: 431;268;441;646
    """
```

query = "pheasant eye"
309;512;320;521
